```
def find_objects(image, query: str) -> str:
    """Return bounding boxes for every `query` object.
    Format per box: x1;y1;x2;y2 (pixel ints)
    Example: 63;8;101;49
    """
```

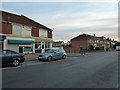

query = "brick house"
64;34;116;52
52;41;64;49
0;11;53;53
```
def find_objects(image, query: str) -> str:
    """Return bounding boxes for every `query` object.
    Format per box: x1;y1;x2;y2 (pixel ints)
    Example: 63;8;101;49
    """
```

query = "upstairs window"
39;29;47;37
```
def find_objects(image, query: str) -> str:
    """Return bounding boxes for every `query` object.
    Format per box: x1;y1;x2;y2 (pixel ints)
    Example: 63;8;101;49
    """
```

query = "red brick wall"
0;22;12;34
32;28;39;37
0;23;2;34
71;40;88;49
48;30;52;38
64;40;89;52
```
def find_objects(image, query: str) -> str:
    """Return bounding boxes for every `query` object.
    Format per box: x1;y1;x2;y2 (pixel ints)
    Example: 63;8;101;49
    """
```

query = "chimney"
93;34;95;37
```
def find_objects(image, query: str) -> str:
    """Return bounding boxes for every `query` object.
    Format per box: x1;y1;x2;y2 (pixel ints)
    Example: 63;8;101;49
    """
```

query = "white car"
116;46;120;51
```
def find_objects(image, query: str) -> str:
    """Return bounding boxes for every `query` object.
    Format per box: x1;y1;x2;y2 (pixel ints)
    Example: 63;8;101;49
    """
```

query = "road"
2;51;119;88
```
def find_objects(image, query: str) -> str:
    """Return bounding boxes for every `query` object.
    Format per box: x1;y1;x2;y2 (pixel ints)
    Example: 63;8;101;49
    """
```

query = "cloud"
1;2;118;42
1;0;119;2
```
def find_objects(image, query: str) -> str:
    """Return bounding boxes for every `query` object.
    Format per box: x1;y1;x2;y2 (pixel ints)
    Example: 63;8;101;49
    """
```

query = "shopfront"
35;38;53;53
7;37;35;54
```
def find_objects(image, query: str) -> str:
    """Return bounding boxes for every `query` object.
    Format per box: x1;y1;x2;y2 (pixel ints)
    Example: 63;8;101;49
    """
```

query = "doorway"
19;47;23;53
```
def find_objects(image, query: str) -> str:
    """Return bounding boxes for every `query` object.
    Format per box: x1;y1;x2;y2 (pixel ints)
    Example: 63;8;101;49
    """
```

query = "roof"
0;11;53;31
71;34;96;41
53;41;64;43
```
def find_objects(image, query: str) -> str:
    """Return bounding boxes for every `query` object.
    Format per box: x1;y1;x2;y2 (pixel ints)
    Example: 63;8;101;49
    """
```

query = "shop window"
35;42;41;49
42;42;44;49
38;42;41;49
35;42;38;48
48;42;50;48
45;42;47;48
24;47;32;52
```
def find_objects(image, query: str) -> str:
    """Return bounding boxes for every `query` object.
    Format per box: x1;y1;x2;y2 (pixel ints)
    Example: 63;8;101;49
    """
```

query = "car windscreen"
46;49;59;53
46;49;54;53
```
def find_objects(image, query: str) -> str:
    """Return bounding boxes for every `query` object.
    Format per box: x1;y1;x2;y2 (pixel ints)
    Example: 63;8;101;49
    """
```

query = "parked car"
0;50;25;67
116;46;120;51
38;49;66;61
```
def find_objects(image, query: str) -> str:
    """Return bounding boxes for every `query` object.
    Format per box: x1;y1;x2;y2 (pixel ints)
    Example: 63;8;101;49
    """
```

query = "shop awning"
8;40;35;44
35;38;53;42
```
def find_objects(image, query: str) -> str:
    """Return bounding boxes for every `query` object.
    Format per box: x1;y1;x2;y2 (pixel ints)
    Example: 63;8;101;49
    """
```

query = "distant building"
0;11;53;53
52;41;64;49
64;33;117;52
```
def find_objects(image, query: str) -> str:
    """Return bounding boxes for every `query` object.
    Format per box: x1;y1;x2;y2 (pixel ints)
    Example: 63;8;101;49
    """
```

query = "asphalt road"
2;51;119;88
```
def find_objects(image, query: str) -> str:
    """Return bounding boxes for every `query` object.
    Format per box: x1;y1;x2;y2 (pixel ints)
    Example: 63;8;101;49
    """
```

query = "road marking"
2;62;43;70
24;62;42;66
2;66;22;70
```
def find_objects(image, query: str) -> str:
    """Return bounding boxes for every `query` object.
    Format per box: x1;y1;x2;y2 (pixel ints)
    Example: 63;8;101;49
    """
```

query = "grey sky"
1;1;118;42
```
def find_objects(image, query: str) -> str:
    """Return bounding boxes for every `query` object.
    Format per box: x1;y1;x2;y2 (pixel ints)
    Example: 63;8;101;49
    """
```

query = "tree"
89;45;94;51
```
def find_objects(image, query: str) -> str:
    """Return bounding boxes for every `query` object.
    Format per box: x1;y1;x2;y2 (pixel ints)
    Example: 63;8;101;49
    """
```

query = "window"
89;39;92;43
35;42;38;48
42;42;44;49
38;42;41;49
39;29;48;37
97;40;99;43
48;42;50;48
35;42;41;49
45;42;47;48
24;47;32;52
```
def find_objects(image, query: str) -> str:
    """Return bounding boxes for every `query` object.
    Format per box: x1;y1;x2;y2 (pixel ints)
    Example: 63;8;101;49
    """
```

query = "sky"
0;0;118;42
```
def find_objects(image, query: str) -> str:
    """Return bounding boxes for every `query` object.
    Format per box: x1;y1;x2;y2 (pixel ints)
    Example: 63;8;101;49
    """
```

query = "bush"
99;46;104;50
89;45;94;51
95;46;104;50
95;47;99;50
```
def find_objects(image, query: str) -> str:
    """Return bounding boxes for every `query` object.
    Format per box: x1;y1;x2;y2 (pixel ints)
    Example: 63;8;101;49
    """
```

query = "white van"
116;46;120;51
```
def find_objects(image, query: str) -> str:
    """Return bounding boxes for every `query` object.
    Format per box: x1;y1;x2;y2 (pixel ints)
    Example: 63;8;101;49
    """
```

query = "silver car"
38;49;66;61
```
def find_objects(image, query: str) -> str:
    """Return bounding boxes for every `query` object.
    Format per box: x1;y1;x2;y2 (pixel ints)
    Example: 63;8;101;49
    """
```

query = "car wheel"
62;55;66;59
12;59;20;67
47;56;52;61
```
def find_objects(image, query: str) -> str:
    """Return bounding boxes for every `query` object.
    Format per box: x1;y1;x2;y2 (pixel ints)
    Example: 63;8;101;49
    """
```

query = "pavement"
24;53;83;61
2;51;118;88
25;50;110;61
25;53;39;61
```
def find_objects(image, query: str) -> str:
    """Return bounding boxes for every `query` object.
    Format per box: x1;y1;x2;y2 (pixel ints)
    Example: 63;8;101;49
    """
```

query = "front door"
19;47;23;53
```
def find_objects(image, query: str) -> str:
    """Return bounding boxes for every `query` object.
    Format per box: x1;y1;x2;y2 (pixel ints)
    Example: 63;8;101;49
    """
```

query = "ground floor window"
35;42;41;49
35;42;51;53
35;42;51;49
24;47;32;52
42;42;44;49
48;42;50;48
